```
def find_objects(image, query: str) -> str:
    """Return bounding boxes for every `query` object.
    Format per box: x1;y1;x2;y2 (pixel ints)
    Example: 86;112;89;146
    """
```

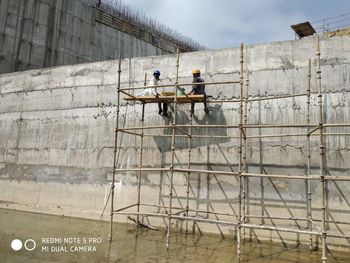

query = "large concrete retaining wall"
0;0;172;74
0;35;349;249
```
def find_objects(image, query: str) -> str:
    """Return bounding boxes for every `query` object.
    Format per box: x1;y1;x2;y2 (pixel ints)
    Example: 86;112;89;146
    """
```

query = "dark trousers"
191;94;207;113
158;102;168;113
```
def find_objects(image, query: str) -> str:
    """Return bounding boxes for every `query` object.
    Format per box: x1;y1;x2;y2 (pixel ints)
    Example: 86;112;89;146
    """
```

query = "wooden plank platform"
123;94;205;103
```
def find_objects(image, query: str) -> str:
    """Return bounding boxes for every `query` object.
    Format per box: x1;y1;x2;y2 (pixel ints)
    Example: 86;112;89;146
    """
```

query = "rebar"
83;0;204;51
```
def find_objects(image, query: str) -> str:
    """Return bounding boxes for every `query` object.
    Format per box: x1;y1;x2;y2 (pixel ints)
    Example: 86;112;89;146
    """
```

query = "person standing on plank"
138;69;169;117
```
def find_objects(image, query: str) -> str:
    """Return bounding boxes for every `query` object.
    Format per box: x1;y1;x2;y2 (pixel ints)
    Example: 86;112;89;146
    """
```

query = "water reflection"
0;209;349;262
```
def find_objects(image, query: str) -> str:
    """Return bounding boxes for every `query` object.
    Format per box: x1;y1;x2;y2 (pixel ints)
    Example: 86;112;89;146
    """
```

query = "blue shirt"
192;76;205;94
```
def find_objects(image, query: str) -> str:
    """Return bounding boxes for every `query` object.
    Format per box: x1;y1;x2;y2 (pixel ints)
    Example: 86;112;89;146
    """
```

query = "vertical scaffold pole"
185;114;193;234
306;59;313;250
316;36;327;263
109;57;122;241
136;74;147;224
166;48;180;250
243;64;249;241
136;73;147;224
237;43;244;262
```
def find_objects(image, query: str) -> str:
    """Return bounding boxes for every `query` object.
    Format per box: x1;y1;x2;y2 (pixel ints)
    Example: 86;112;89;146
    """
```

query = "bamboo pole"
324;176;350;181
117;129;143;136
245;214;350;226
175;126;191;137
247;133;310;139
323;133;350;136
323;123;350;127
237;43;244;262
136;76;146;224
166;48;180;250
171;215;237;226
316;36;327;263
119;89;139;100
242;223;319;236
242;172;319;180
306;59;313;250
113;203;138;213
242;124;317;128
307;126;320;136
109;57;122;242
243;64;249;242
141;132;350;139
179;80;241;87
114;211;238;226
247;93;308;102
119;125;171;131
119;123;319;131
139;203;235;217
115;167;350;182
185;114;193;234
119;80;241;92
115;167;170;172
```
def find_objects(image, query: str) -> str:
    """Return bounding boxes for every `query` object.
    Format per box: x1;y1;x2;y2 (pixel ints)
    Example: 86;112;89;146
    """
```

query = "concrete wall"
0;0;170;74
0;35;350;249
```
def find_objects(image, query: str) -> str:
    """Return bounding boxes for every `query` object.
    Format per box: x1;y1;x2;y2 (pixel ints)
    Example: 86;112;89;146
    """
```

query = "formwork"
108;37;350;262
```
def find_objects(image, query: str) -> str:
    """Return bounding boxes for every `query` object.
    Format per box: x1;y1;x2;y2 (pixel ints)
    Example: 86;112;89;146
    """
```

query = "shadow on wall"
153;104;230;152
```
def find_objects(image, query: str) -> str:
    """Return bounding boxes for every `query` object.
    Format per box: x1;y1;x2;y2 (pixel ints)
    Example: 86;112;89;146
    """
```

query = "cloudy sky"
121;0;350;49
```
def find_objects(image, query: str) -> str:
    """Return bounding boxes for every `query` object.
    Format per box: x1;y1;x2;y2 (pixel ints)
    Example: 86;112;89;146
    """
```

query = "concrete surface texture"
0;35;349;249
0;0;172;74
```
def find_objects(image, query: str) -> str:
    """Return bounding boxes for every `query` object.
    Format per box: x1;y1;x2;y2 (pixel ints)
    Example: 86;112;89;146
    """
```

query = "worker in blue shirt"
189;69;209;115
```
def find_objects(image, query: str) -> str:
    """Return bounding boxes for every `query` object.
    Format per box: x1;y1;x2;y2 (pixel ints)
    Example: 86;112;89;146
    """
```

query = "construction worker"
138;69;168;117
189;69;209;115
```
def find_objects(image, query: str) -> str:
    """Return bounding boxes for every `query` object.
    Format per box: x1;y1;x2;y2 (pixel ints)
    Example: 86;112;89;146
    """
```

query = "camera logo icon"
11;239;36;251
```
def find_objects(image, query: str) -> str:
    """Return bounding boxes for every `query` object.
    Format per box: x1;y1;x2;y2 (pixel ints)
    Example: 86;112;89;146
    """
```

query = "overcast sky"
121;0;350;49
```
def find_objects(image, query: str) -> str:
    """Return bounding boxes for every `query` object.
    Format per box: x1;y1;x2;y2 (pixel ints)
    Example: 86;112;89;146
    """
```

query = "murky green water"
0;208;349;262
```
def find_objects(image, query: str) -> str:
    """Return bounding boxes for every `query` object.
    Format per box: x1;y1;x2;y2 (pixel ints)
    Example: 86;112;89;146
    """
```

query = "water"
0;208;349;262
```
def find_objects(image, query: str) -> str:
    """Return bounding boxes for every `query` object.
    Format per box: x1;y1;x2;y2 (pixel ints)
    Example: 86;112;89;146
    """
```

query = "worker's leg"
158;102;162;115
190;102;195;115
163;102;168;116
203;95;209;114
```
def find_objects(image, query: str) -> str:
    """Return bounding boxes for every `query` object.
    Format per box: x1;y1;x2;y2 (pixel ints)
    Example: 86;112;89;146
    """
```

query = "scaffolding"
108;37;350;262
